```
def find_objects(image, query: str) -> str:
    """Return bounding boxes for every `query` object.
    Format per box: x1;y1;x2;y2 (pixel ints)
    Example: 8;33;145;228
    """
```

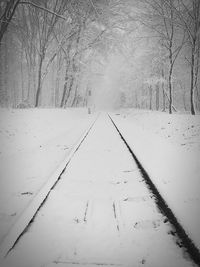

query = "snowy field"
0;108;97;245
0;113;195;267
118;109;200;152
110;109;200;250
0;108;200;264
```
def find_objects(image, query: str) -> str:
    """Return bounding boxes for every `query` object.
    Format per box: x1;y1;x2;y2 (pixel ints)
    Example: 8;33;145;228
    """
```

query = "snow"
0;108;199;266
0;108;97;246
0;113;194;267
110;109;200;251
118;109;200;152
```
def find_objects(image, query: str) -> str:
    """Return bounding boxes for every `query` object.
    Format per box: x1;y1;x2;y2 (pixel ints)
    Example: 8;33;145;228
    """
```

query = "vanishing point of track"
0;113;199;267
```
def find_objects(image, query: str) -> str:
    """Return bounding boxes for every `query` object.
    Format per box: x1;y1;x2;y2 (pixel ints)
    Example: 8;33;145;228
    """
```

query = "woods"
0;0;199;114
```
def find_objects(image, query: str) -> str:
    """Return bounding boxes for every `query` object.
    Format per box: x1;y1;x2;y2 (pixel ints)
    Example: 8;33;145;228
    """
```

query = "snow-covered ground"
0;108;97;245
0;108;199;266
110;109;200;250
1;113;194;267
118;109;200;152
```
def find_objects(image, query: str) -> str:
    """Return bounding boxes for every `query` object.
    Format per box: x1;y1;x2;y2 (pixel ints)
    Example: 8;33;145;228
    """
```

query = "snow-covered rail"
109;114;200;267
0;113;199;267
0;114;99;261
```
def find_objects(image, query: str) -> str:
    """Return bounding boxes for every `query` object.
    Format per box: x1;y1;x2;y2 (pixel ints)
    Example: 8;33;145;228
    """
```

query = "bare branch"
88;0;100;18
41;29;78;81
19;1;69;21
77;29;106;54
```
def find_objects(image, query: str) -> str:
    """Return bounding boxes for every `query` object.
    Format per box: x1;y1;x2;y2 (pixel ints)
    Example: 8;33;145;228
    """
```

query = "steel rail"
0;113;99;260
108;113;200;267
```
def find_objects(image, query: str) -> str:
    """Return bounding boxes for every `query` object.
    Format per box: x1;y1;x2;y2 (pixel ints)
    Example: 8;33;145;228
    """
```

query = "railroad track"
109;114;200;267
0;114;99;261
0;113;199;267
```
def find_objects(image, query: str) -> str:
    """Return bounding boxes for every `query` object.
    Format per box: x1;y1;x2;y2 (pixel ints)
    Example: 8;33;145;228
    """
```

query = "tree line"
0;0;110;108
0;0;199;114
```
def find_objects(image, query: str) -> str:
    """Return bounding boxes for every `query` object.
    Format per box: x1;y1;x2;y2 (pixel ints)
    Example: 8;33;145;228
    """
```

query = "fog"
0;0;199;114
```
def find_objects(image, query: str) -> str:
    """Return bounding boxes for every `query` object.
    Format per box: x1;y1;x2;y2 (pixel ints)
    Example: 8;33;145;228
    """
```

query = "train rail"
109;114;200;266
0;114;99;261
0;113;199;267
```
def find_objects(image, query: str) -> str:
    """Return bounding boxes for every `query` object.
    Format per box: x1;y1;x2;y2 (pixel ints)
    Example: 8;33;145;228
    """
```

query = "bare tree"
60;0;108;107
138;0;186;113
0;0;70;44
14;4;39;105
171;0;200;114
31;0;69;107
0;0;20;43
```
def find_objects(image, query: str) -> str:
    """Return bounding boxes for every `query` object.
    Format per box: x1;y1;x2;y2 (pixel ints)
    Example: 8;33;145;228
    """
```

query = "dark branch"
19;1;68;21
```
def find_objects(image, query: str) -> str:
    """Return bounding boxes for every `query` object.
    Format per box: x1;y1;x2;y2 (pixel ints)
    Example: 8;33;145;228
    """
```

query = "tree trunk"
20;46;25;102
0;38;4;106
0;0;20;43
51;60;56;106
61;27;81;108
55;54;61;107
135;90;139;108
183;94;187;111
64;75;74;107
27;64;31;103
61;55;77;107
149;86;152;110
190;47;196;115
155;83;159;110
60;66;69;107
35;55;44;107
168;56;173;114
161;68;165;111
72;85;78;107
55;75;59;107
4;33;9;107
12;78;17;108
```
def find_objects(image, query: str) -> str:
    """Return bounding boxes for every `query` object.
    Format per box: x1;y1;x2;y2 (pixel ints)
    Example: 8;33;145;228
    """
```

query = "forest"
0;0;199;114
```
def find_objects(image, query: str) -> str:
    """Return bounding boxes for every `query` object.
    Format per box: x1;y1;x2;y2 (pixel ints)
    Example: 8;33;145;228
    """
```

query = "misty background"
0;0;199;114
